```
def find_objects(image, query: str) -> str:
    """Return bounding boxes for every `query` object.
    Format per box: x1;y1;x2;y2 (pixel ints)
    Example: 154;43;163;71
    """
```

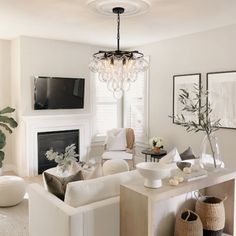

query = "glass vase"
56;164;70;177
200;133;223;171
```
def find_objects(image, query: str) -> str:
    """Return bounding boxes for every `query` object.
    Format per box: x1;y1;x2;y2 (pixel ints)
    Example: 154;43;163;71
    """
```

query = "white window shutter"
123;71;149;143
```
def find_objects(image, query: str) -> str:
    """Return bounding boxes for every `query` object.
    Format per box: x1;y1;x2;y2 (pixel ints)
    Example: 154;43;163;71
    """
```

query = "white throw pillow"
159;147;181;164
65;170;142;207
106;129;126;151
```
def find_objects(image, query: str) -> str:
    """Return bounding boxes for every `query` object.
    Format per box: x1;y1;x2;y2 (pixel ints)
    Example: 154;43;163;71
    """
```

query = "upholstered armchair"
102;128;135;168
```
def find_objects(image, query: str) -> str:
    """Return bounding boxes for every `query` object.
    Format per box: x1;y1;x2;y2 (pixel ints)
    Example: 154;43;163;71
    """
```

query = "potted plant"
0;106;18;175
45;144;79;177
149;137;164;153
170;84;221;170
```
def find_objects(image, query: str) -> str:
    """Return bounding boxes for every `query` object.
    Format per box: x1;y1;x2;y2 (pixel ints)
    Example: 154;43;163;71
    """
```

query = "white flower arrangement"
149;137;164;148
45;144;79;172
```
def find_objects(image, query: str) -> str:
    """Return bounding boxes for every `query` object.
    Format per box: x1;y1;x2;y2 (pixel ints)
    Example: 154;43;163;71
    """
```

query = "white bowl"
136;162;171;188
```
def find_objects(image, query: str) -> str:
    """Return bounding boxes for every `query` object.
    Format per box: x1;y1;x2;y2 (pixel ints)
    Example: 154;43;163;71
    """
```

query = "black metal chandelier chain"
117;11;120;52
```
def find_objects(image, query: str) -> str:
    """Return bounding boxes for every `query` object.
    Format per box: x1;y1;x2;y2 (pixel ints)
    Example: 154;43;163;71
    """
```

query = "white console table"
120;169;236;236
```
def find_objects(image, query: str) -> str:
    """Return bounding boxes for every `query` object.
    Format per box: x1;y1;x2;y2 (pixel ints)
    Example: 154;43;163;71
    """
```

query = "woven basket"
195;195;226;236
174;209;203;236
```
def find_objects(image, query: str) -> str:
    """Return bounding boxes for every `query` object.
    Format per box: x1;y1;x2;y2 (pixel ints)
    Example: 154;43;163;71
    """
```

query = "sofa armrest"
28;183;84;236
28;184;120;236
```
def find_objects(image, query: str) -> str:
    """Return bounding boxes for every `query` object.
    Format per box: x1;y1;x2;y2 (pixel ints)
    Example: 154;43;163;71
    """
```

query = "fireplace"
37;129;79;174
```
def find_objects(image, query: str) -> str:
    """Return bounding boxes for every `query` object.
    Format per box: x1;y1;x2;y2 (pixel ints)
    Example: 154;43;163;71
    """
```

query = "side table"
141;149;167;162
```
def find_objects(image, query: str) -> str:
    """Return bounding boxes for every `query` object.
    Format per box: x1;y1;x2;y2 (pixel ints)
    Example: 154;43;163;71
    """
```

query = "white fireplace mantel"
22;113;92;176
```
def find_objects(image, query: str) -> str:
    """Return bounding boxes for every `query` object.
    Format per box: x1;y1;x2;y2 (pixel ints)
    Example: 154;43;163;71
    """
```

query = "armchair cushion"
106;128;127;151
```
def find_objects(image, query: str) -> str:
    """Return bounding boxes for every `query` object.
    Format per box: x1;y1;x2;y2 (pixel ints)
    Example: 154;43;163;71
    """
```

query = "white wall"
10;36;105;175
0;39;12;169
135;24;236;167
18;36;101;115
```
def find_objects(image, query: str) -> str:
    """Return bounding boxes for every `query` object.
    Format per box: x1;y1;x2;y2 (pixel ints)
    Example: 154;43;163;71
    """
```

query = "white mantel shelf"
120;168;236;236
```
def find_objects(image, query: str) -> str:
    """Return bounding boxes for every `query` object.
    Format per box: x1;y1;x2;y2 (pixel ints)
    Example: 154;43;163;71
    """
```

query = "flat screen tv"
34;76;85;110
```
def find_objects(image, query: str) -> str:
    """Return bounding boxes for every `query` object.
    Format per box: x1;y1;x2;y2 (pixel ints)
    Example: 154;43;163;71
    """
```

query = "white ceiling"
0;0;236;48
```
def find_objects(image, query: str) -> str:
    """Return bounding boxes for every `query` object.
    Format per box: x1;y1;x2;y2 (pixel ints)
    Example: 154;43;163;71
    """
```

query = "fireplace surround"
21;114;91;176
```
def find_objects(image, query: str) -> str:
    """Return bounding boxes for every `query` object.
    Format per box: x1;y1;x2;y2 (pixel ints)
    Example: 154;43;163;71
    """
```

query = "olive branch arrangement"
170;84;221;167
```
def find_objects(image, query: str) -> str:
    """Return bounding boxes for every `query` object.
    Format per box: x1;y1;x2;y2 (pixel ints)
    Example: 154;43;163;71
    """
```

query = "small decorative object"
177;161;192;171
195;194;226;236
169;176;184;186
183;167;192;174
174;209;203;236
0;107;18;175
170;84;222;170
149;137;164;153
173;176;184;183
136;162;171;188
169;178;179;186
45;144;79;177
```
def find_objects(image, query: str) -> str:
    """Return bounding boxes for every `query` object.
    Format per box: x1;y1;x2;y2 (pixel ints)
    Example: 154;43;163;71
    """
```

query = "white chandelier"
89;7;149;99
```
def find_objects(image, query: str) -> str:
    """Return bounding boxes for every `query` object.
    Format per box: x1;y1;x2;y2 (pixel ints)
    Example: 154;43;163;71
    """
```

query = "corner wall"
136;24;236;167
0;39;12;169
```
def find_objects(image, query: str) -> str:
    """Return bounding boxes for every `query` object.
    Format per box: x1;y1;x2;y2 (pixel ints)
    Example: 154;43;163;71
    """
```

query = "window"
93;75;122;139
92;64;149;144
123;71;149;143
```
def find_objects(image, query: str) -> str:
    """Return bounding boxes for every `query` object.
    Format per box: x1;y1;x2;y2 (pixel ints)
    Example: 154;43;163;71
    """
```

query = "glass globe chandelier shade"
89;7;149;99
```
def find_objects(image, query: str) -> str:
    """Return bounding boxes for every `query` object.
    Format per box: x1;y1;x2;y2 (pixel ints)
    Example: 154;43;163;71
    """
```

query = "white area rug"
0;199;28;236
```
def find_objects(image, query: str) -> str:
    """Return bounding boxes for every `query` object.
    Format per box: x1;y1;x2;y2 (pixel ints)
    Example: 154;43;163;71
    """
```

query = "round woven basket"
195;196;226;236
174;209;203;236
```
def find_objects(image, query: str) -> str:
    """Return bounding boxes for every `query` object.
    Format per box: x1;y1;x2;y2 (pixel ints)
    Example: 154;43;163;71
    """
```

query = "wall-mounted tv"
34;76;85;110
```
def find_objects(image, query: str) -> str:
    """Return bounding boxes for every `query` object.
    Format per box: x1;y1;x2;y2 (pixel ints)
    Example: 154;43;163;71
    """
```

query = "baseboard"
3;164;17;173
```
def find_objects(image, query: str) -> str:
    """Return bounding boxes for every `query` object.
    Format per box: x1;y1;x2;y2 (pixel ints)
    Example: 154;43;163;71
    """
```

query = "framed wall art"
173;73;201;124
207;71;236;129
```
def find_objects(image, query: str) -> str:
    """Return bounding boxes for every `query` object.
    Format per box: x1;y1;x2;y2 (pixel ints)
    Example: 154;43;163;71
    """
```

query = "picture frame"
173;73;201;124
207;71;236;129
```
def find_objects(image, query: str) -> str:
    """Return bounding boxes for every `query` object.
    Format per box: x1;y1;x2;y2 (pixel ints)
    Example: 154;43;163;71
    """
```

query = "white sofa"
28;170;142;236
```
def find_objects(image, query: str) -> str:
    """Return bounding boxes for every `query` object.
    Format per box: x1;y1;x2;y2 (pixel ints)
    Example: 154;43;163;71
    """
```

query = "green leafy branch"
171;84;221;135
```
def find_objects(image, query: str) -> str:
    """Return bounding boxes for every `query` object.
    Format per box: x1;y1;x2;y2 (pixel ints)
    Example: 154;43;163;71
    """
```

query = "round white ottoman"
103;159;129;176
0;176;26;207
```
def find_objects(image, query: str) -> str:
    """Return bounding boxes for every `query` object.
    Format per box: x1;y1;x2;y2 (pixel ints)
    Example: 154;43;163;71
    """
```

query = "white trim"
22;114;92;176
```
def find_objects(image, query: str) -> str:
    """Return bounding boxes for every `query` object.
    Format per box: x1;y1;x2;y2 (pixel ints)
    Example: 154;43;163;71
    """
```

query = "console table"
120;169;236;236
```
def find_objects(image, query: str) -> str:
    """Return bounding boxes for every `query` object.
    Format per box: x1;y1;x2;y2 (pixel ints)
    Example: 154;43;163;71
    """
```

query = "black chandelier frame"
92;7;145;63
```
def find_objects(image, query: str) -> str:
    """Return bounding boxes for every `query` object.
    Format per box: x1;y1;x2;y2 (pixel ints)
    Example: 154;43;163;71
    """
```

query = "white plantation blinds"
123;71;148;143
94;76;122;137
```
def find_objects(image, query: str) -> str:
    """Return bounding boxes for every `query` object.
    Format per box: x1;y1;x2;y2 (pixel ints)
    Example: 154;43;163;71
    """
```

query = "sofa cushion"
44;170;83;201
64;170;141;207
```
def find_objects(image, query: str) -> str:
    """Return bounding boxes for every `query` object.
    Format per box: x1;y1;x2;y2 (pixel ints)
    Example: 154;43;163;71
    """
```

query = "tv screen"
34;76;85;110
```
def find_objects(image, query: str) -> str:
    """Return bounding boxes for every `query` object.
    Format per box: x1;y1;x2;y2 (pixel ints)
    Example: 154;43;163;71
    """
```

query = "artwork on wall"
173;73;201;124
207;71;236;129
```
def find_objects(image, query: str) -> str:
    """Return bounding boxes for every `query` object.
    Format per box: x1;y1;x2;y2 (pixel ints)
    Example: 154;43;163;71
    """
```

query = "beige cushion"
103;159;129;176
0;176;25;207
102;151;133;160
64;170;142;207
